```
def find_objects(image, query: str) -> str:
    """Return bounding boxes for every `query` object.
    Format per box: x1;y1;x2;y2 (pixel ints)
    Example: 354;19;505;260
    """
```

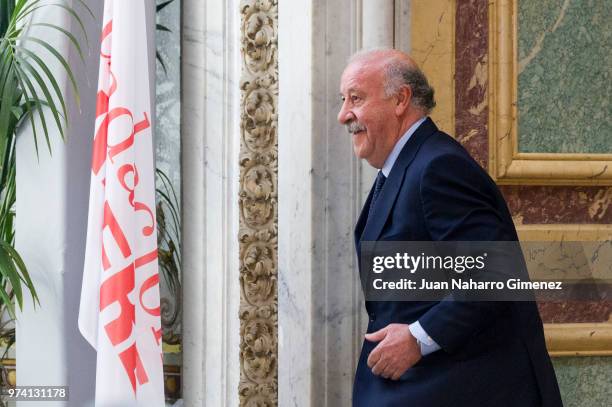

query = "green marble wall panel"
517;0;611;154
552;356;612;406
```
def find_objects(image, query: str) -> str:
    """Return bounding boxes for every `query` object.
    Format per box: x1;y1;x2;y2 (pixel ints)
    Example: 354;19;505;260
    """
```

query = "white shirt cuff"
408;321;441;356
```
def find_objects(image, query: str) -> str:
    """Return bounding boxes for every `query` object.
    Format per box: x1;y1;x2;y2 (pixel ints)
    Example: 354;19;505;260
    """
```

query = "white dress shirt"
378;116;441;356
380;116;427;177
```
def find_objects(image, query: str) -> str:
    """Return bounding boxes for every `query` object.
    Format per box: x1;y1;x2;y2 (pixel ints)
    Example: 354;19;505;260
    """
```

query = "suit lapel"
354;185;375;251
359;118;438;243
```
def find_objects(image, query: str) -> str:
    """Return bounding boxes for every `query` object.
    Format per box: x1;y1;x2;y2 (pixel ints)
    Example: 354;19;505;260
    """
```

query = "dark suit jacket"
352;118;563;407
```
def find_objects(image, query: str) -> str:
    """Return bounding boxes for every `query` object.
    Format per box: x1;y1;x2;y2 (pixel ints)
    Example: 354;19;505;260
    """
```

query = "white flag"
78;1;164;405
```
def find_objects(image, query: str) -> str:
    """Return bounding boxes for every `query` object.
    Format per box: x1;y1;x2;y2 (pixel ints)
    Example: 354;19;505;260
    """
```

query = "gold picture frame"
517;224;612;356
488;0;612;186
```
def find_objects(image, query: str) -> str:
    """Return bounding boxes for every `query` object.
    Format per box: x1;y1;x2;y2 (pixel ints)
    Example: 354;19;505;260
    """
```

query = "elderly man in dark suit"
338;49;563;407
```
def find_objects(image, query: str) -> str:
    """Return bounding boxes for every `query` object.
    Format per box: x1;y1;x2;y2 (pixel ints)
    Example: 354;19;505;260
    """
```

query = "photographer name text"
372;278;563;291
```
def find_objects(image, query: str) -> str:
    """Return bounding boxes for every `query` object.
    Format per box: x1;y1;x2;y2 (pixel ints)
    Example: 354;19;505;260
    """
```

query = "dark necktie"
368;171;386;219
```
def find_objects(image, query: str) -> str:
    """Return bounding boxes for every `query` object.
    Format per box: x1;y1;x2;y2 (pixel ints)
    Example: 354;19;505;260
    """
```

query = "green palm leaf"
0;0;90;319
155;0;176;76
155;168;181;293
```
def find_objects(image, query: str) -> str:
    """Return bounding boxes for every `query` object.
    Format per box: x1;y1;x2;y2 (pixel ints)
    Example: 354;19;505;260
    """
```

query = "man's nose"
337;102;354;124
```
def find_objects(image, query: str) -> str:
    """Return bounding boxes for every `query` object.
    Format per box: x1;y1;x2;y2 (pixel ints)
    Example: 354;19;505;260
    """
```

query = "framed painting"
488;0;612;186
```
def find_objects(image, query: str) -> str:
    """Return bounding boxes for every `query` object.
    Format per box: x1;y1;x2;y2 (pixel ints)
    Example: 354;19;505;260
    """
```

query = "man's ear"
394;85;412;116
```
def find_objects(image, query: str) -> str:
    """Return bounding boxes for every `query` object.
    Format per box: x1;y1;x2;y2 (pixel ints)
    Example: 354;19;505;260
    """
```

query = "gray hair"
348;49;436;114
384;61;436;114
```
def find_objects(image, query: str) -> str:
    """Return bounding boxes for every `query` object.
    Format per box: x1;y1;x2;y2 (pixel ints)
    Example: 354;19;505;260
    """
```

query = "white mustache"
347;121;366;134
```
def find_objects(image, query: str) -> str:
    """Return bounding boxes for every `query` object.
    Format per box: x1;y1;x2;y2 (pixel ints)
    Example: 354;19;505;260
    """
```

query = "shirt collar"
381;116;427;177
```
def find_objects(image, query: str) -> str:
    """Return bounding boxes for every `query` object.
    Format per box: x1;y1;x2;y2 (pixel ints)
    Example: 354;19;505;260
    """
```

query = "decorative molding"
544;320;612;357
517;223;612;356
488;0;612;185
239;0;278;405
516;224;612;242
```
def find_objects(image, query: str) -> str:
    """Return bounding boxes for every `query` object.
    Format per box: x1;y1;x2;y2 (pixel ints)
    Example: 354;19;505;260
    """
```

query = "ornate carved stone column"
238;1;279;405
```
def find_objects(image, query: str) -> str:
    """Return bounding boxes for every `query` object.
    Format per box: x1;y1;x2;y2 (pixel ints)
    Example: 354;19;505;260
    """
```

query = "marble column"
277;0;397;405
359;0;396;201
181;0;408;405
278;0;416;407
181;0;241;406
362;0;395;49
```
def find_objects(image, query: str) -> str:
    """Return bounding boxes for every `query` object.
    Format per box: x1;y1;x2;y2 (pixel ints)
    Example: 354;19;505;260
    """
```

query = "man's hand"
365;323;422;380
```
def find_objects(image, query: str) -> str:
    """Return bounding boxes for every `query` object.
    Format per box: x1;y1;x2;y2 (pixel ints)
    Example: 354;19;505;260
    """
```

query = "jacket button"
369;313;376;322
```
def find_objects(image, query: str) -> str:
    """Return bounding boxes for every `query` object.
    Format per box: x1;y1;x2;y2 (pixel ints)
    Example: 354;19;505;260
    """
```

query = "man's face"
337;61;398;168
